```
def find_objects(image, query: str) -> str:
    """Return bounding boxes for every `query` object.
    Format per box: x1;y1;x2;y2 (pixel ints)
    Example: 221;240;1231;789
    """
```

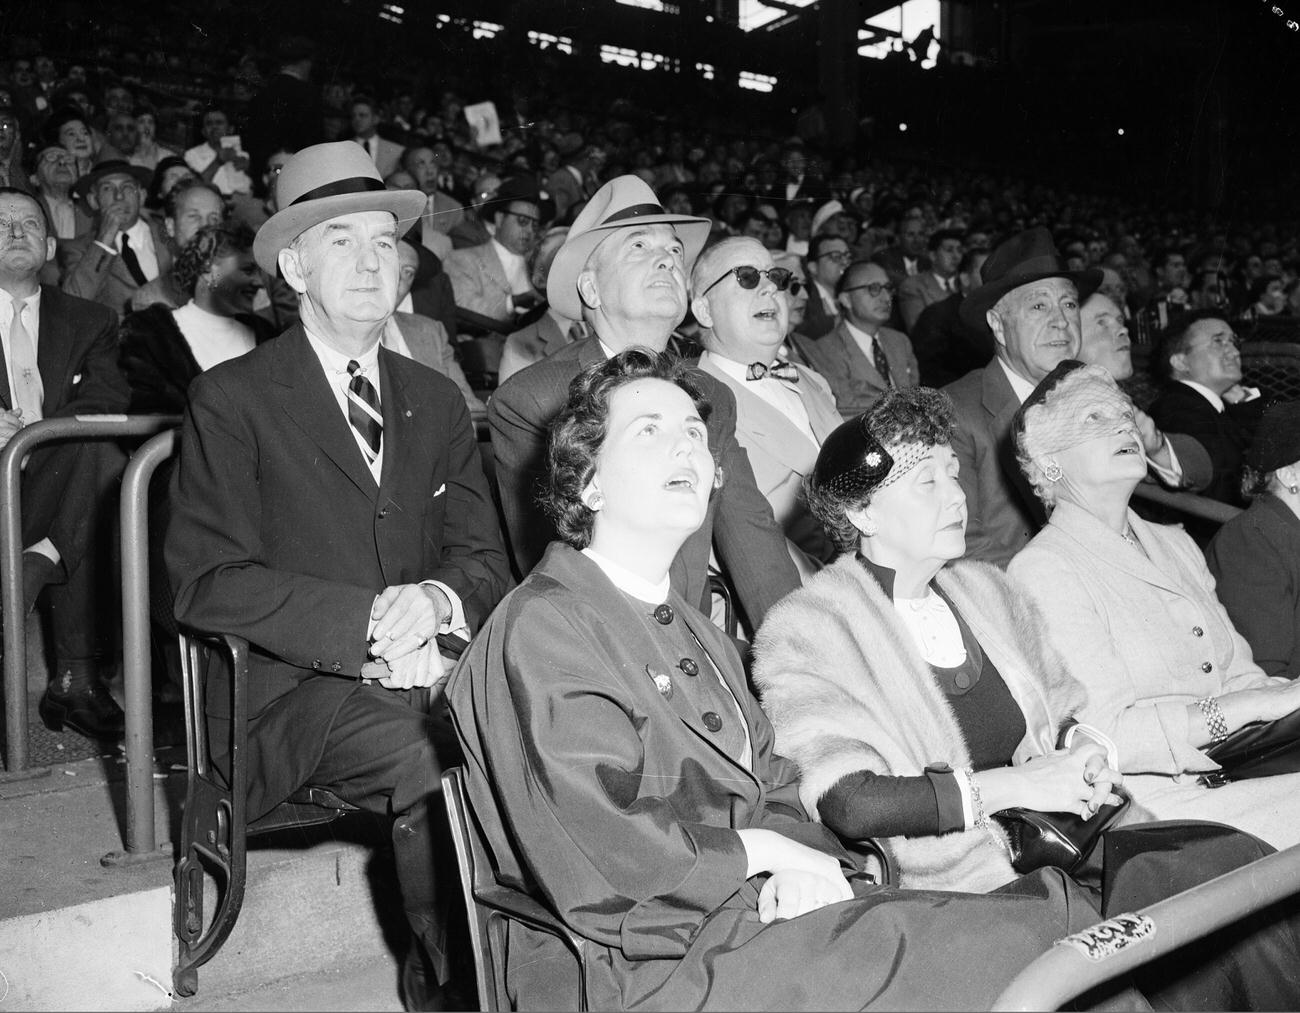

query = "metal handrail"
1;415;181;773
1131;481;1243;525
114;428;178;858
992;842;1300;1010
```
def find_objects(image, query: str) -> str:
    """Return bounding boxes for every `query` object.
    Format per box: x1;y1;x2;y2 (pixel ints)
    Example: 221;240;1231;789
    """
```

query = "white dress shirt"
0;287;40;412
184;142;253;196
490;238;532;303
842;319;887;374
302;327;468;639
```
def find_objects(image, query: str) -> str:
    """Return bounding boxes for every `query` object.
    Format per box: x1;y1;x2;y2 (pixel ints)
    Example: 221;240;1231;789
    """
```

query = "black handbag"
993;787;1131;876
1201;707;1300;787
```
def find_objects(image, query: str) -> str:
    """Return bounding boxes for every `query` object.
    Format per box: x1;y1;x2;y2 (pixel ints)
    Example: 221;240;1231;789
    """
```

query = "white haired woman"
1008;361;1300;850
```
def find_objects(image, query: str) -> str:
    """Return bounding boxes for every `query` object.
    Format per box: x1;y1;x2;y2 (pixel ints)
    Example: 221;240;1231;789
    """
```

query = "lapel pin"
646;665;673;699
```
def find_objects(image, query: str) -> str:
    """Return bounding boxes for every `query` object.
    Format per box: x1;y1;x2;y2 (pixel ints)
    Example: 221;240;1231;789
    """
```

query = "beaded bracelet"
1196;696;1229;744
965;764;990;829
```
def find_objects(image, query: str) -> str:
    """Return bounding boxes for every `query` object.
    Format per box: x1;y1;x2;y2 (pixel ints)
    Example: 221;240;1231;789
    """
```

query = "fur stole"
752;554;1087;892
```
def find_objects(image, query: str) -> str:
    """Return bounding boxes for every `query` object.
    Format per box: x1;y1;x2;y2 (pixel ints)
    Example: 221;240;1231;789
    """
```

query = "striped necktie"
346;360;382;464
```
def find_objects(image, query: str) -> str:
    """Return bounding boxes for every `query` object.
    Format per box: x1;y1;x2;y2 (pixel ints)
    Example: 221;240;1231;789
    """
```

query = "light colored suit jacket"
388;311;486;422
1008;501;1300;851
57;217;175;319
790;320;917;422
696;354;840;575
498;310;575;385
897;272;952;333
446;241;515;323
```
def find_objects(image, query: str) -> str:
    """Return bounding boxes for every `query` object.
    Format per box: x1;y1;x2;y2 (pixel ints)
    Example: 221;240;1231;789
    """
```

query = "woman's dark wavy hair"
174;222;255;301
804;386;956;554
542;347;717;549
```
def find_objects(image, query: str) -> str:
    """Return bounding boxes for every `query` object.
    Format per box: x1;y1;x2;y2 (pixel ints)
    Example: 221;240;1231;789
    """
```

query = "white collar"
842;317;879;346
700;349;779;383
302;326;381;377
1177;378;1225;413
581;547;671;604
996;356;1039;404
0;287;41;316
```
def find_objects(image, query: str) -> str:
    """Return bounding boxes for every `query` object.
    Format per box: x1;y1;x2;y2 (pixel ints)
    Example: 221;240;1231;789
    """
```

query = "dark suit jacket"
18;287;129;562
910;292;995;388
166;324;510;814
1148;383;1261;506
487;337;800;630
790;320;918;421
498;310;573;384
799;280;840;340
57;217;174;319
897;271;951;333
1206;494;1300;678
872;247;931;287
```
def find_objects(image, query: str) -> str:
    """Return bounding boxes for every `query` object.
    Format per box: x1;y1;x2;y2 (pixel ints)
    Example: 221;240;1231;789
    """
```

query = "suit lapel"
36;288;73;412
835;322;887;388
377;349;416;499
482;244;511;300
1052;503;1185;595
980;362;1045;525
273;327;379;500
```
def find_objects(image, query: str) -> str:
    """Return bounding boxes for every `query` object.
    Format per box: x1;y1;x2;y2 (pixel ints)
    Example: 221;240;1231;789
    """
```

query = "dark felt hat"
959;226;1103;334
72;159;154;199
1249;400;1300;472
810;414;895;501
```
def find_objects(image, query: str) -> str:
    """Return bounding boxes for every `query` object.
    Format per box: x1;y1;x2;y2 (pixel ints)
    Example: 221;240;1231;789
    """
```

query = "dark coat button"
653;604;674;625
679;658;699;676
1201;662;1213;673
378;507;388;518
702;711;722;732
1192;626;1204;637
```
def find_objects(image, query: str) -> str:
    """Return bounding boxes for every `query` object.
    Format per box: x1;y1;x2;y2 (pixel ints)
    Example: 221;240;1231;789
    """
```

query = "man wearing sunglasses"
792;259;918;422
490;175;800;636
445;174;546;327
692;237;841;577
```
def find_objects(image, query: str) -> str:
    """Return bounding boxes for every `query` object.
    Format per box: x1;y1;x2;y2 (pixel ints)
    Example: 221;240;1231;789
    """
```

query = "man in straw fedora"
166;141;510;1009
943;225;1210;567
489;174;800;634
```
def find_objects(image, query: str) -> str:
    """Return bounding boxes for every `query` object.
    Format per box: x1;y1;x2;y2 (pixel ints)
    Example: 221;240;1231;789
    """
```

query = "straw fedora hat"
959;226;1102;334
545;175;711;320
253;141;428;274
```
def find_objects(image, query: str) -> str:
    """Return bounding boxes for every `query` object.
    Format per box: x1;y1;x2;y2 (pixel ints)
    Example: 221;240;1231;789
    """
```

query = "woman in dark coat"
1206;400;1300;678
119;222;273;413
445;349;1144;1012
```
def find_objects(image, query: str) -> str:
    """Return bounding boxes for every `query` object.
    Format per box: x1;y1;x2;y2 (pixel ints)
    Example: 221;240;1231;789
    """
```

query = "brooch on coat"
646;665;673;699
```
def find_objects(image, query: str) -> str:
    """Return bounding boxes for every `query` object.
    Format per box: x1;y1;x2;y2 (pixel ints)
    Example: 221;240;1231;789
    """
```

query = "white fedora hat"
253;141;428;274
546;175;711;320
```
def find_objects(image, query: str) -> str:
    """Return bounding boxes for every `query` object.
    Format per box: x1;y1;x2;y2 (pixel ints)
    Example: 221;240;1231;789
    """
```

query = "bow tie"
746;361;799;382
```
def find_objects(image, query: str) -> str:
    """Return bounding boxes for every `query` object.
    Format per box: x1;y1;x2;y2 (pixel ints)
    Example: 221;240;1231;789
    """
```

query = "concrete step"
0;753;408;1012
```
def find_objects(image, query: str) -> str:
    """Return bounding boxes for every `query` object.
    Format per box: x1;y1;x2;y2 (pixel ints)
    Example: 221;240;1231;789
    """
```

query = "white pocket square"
433;483;446;497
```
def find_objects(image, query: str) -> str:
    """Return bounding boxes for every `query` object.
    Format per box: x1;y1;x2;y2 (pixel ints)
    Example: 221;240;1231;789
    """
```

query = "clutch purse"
1201;707;1300;788
993;787;1131;876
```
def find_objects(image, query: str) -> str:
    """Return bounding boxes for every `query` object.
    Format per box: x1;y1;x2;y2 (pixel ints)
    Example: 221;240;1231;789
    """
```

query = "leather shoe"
38;682;125;740
400;945;477;1011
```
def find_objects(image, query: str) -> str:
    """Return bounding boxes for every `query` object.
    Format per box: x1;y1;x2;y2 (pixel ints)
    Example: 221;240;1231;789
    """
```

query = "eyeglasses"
702;265;801;298
841;281;895;298
816;250;851;264
94;182;140;199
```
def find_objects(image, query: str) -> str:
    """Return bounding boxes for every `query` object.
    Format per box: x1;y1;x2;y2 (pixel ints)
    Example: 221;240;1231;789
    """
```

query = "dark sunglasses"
702;265;801;297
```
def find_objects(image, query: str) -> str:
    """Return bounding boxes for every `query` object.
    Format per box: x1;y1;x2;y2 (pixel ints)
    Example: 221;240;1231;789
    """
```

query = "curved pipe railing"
1;415;180;774
114;428;178;858
992;842;1300;1010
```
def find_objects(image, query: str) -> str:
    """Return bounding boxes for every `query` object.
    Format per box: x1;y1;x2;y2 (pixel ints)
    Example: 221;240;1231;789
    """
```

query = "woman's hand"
737;828;851;885
1217;681;1300;734
756;869;853;924
981;746;1122;820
